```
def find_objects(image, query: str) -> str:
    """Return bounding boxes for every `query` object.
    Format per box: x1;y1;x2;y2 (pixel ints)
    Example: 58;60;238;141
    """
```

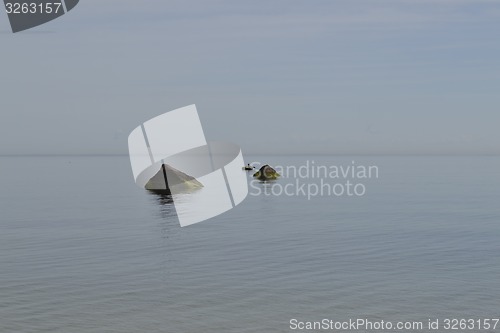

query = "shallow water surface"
1;156;499;332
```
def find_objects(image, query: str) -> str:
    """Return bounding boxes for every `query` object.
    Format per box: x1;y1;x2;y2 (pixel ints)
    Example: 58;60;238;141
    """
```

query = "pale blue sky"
1;0;499;155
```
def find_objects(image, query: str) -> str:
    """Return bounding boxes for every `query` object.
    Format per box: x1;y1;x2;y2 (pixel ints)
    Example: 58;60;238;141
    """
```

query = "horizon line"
1;153;499;157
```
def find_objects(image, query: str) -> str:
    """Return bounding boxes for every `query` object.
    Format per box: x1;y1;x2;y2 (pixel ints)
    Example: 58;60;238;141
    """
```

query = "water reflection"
147;191;179;228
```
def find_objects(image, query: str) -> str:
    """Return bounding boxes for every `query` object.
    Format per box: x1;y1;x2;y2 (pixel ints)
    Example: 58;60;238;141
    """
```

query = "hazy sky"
1;0;499;155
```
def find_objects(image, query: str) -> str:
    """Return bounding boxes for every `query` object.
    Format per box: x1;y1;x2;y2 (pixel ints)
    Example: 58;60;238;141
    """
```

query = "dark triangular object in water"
253;164;280;180
145;164;203;194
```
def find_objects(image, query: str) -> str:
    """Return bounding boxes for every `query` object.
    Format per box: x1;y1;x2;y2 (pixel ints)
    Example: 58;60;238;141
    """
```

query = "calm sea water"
1;155;499;332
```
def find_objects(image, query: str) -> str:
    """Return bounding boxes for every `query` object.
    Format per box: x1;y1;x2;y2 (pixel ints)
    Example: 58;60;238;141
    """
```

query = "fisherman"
243;163;255;171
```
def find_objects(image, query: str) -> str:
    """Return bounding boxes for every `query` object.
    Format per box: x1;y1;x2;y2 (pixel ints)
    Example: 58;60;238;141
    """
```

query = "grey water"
1;155;499;332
